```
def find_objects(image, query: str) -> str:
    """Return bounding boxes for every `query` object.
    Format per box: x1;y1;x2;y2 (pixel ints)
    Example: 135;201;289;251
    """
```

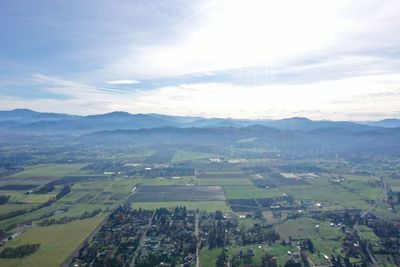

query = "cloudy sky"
0;0;399;120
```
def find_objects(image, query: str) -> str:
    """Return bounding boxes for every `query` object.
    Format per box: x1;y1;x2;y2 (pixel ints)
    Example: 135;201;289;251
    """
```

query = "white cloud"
106;79;140;85
93;0;400;80
1;72;398;120
2;1;400;119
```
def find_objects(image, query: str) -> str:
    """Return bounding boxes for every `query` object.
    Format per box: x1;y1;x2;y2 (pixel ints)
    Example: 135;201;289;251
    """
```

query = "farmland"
131;201;231;213
128;185;226;202
0;141;399;266
7;164;87;178
0;216;105;267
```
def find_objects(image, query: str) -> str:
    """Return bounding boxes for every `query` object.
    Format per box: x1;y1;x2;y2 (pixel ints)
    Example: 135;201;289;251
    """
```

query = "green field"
274;217;343;265
199;243;294;267
0;216;105;267
49;204;109;219
8;164;87;178
0;203;40;216
172;150;214;162
357;225;380;243
0;203;64;230
274;217;319;240
131;201;231;213
223;185;284;199
280;180;372;209
197;178;252;186
139;176;194;186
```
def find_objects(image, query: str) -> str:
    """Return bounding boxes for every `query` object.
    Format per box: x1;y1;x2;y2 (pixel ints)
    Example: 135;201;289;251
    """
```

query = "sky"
0;0;399;120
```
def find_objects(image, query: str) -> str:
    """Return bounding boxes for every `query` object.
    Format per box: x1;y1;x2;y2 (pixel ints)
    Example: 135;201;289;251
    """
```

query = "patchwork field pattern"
128;185;226;202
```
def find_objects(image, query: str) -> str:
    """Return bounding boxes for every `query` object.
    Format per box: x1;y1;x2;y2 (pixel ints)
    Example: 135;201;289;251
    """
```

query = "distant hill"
0;108;77;122
80;125;400;155
0;108;397;135
360;119;400;128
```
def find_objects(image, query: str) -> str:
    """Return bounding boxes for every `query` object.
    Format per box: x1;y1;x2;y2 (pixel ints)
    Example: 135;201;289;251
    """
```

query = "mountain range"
1;109;399;155
1;108;399;135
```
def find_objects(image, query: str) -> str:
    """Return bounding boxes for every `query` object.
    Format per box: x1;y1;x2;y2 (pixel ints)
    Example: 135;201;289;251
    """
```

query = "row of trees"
216;250;281;267
39;209;102;226
0;194;10;205
0;244;41;258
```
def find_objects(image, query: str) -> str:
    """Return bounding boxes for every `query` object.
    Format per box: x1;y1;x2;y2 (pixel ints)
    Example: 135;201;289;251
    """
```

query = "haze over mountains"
0;109;399;156
1;108;399;135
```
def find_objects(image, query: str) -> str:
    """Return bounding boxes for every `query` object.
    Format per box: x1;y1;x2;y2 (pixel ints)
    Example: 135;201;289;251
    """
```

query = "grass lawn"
199;243;293;267
172;150;214;162
139;176;194;186
0;215;105;267
19;192;58;204
274;217;344;265
0;191;31;203
357;225;380;243
274;217;319;240
0;203;40;216
280;182;371;209
106;178;140;193
8;164;87;178
274;217;342;240
48;204;110;219
0;203;63;230
131;201;231;213
197;178;252;186
223;185;284;199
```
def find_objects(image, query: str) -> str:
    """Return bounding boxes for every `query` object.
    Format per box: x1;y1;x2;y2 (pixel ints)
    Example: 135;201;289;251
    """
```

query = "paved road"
360;176;387;218
381;177;388;203
352;177;387;265
63;184;138;267
129;210;156;267
61;212;111;267
195;212;200;267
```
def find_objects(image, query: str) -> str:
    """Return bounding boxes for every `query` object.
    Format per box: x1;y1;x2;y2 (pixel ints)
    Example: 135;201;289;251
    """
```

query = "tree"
284;259;301;267
0;195;10;205
216;250;227;267
261;253;277;267
0;243;41;258
306;238;315;253
230;254;241;267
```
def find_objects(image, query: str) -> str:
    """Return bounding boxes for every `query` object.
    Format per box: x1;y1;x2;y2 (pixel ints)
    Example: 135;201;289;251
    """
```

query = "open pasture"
129;185;226;202
172;150;213;162
0;177;55;188
200;243;295;267
139;176;194;186
0;216;105;267
197;178;252;186
0;203;64;230
195;162;243;172
0;184;38;190
7;163;87;178
224;185;284;199
197;170;248;179
229;198;261;212
144;149;176;163
251;179;276;188
252;174;309;187
0;203;40;216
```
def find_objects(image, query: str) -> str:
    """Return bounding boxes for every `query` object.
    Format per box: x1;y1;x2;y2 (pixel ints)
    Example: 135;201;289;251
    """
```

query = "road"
380;177;388;203
63;184;139;267
195;212;200;267
360;176;388;218
61;212;111;267
360;203;378;218
352;176;388;265
129;210;156;267
353;221;378;265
